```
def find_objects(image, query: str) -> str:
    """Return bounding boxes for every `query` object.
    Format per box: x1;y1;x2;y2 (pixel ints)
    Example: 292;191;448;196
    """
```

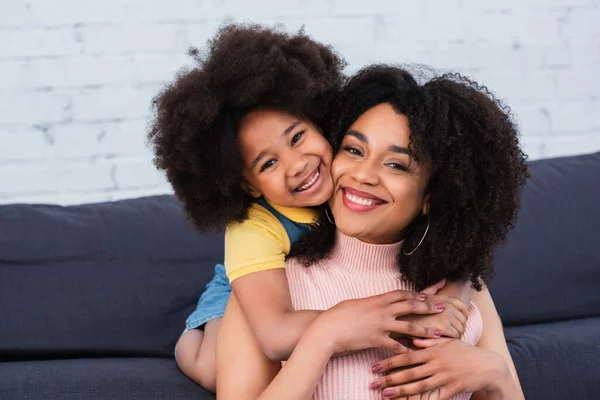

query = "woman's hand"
370;338;511;399
315;290;446;355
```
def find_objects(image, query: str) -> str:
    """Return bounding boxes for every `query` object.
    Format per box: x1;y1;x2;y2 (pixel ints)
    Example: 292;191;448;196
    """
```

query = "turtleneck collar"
326;230;404;280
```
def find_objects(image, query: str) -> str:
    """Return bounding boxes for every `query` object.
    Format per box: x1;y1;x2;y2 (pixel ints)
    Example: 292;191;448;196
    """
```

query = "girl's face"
239;109;334;208
329;103;431;244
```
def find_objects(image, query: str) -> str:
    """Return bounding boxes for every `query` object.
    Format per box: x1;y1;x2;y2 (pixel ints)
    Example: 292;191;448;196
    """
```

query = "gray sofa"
1;152;599;399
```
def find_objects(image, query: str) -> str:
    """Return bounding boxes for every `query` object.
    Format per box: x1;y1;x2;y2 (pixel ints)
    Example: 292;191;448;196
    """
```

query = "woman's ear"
422;193;431;215
241;181;261;198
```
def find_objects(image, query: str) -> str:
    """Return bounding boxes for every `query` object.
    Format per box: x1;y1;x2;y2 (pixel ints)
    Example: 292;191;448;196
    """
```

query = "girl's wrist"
300;313;338;357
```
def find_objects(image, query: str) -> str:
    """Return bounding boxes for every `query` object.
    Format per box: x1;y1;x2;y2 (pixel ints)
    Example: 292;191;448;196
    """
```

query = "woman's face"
329;103;431;244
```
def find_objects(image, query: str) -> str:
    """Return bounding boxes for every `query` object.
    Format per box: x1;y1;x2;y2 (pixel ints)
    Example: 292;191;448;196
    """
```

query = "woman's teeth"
296;170;319;192
344;191;376;206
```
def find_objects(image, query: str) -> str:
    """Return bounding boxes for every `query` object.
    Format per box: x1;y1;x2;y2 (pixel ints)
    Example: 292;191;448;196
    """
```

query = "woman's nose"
351;160;379;186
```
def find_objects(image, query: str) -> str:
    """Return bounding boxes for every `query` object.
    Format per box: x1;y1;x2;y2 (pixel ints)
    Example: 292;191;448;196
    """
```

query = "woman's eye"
386;163;408;171
260;159;276;172
343;146;362;156
291;130;305;146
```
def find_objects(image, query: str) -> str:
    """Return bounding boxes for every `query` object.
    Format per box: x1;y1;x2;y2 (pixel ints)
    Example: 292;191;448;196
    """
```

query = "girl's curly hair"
290;65;529;291
148;23;346;231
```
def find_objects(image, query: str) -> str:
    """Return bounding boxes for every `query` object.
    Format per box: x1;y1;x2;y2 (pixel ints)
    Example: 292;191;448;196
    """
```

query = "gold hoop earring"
402;214;430;256
325;208;335;225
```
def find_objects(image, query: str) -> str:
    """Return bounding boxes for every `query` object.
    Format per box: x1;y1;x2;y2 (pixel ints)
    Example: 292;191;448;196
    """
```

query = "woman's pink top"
286;230;483;400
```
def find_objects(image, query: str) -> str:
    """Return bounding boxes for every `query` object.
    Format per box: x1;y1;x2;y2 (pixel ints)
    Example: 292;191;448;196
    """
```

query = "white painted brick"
224;0;332;18
0;91;70;124
57;161;115;191
26;0;127;26
554;69;598;99
55;191;114;206
21;54;189;88
546;100;600;132
109;186;172;202
112;157;168;188
543;133;600;158
512;103;553;135
0;163;59;195
0;60;27;90
331;0;421;16
0;27;82;58
70;84;160;121
570;41;600;67
560;10;600;40
382;16;468;43
51;120;150;159
81;24;187;55
0;192;63;205
519;136;546;160
0;0;597;205
0;126;54;161
465;13;561;45
127;0;229;21
293;17;376;46
469;70;557;104
462;0;593;12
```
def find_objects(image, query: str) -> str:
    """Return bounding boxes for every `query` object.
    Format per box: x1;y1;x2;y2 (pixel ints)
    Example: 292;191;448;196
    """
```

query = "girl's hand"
316;290;446;355
400;294;468;339
370;338;509;399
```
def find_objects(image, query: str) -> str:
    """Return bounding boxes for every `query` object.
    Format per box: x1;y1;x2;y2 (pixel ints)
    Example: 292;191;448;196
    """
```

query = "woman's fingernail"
435;303;445;310
383;389;395;397
370;380;382;389
434;329;443;336
419;293;427;299
372;363;383;372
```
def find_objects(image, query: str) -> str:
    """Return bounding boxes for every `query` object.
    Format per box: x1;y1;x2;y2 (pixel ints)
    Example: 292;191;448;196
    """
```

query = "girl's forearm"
258;319;333;400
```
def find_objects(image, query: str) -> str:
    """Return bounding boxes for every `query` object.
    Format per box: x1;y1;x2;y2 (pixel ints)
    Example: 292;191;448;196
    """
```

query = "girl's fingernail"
372;363;383;372
436;303;445;310
419;293;427;299
383;389;395;397
370;380;382;389
434;329;443;336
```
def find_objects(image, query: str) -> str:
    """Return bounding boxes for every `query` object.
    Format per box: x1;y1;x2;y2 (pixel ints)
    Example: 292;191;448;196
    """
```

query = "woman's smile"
341;187;387;212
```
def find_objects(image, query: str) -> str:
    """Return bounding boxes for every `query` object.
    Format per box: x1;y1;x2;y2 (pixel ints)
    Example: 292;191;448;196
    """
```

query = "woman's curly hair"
148;23;346;231
290;65;529;291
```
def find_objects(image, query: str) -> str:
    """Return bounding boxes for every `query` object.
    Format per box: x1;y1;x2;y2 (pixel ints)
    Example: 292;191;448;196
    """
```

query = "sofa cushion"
491;152;600;326
0;357;214;400
0;195;222;360
505;317;600;400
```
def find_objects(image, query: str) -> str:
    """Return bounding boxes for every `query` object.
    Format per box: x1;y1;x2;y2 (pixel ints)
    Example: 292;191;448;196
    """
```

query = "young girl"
148;24;473;392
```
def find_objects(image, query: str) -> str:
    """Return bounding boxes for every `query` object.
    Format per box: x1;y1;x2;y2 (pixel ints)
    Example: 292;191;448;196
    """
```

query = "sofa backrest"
491;151;600;326
0;195;222;360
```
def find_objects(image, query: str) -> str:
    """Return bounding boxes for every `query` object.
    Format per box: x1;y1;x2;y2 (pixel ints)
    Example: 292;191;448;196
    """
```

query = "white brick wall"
1;0;599;205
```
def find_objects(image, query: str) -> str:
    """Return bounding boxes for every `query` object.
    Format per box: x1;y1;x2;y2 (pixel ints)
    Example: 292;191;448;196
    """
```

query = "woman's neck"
326;230;403;280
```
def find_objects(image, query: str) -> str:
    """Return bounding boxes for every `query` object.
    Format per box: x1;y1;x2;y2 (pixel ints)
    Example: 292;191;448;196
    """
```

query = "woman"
216;65;528;399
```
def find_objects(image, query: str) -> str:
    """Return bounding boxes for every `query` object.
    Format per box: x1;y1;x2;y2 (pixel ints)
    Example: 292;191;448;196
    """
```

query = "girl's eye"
291;130;305;146
386;163;408;171
343;146;363;156
260;159;276;172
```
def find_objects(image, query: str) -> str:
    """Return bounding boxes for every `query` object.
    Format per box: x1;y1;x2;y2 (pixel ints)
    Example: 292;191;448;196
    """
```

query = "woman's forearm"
258;318;334;400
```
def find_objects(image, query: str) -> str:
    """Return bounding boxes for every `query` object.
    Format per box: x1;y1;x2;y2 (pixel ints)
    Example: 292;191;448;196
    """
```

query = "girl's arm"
231;269;321;360
217;290;446;400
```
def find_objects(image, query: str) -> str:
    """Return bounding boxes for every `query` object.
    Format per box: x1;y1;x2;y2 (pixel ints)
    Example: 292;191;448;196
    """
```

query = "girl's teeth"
298;170;319;191
345;191;376;206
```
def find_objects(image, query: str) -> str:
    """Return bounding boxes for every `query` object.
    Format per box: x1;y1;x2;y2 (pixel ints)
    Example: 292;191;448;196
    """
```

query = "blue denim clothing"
185;263;231;330
184;198;312;330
